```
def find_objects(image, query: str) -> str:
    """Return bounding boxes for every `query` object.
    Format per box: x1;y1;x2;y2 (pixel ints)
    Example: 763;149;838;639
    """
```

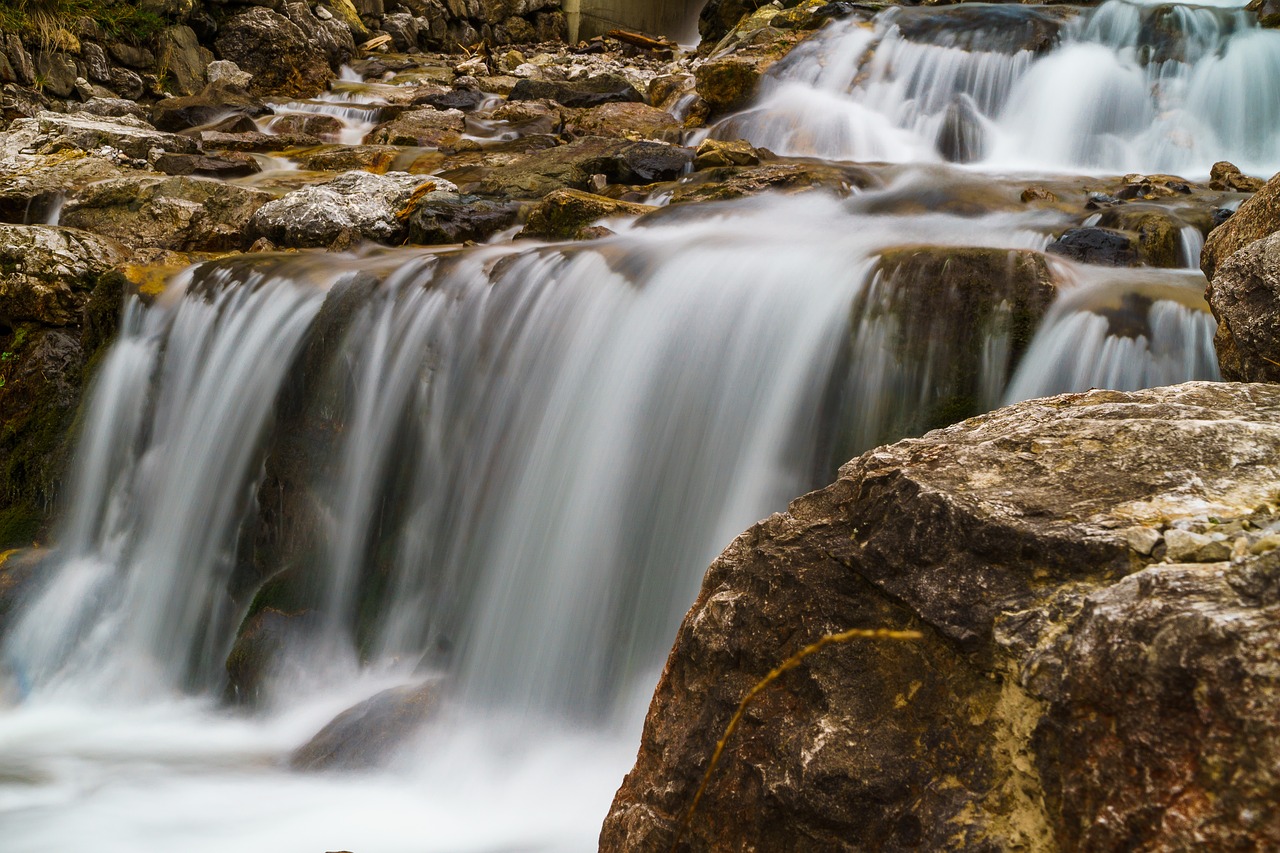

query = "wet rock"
405;193;520;244
151;152;262;179
0;548;47;620
668;162;866;205
1095;208;1181;268
250;171;454;248
365;106;467;147
694;57;762;116
508;73;644;109
15;111;199;160
475;136;693;199
290;681;438;771
935;95;986;163
1047;226;1139;267
563;102;682;143
1202;171;1280;279
0;225;127;325
61;177;272;252
151;86;266;133
852;245;1056;440
292;144;402;173
1209;160;1266;193
699;0;776;43
414;87;485;112
267;113;345;141
519;188;655;240
224;607;318;706
602;382;1280;852
197;129;319;151
693;138;760;169
214;7;332;99
1206;230;1280;382
891;3;1071;54
1021;186;1057;203
0;152;124;225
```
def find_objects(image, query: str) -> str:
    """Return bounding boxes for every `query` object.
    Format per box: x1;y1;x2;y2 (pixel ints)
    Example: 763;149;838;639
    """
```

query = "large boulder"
1202;170;1280;279
155;25;214;96
602;382;1280;852
405;193;520;244
1206;229;1280;382
214;7;332;98
61;176;272;252
563;102;683;143
249;171;454;248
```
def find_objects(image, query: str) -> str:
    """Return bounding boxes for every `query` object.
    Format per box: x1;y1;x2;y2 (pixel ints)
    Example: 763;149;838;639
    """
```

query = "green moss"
0;504;42;549
2;0;172;45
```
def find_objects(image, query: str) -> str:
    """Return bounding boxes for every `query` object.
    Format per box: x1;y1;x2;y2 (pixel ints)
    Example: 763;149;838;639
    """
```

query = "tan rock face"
601;382;1280;853
1201;170;1280;280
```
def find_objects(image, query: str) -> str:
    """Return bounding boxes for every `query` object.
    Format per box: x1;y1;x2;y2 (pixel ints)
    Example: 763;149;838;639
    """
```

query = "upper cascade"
713;0;1280;174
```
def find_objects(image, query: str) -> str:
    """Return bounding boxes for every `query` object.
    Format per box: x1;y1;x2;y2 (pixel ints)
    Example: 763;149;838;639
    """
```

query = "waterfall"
716;0;1280;174
0;1;1242;849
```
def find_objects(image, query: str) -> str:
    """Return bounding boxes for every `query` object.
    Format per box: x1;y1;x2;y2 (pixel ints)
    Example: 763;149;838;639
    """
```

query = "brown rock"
693;138;759;170
291;682;438;770
694;57;762;116
1209;160;1266;193
364;107;467;147
1206;229;1280;382
519;188;655;240
1202;170;1280;279
214;7;332;98
602;382;1280;852
563;102;682;143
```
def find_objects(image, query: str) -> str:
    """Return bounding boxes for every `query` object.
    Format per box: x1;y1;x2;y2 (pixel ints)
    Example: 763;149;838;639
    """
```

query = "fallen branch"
670;625;926;851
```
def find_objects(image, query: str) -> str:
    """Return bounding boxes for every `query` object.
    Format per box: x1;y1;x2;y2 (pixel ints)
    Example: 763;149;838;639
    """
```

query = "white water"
717;0;1280;174
0;1;1239;849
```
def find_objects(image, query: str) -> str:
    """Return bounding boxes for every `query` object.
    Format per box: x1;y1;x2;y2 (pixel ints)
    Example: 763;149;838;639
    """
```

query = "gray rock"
32;52;77;99
205;60;252;90
0;224;127;325
16;111;199;160
61;176;272;252
290;682;438;771
81;43;112;84
602;382;1280;852
156;25;214;96
250;171;457;248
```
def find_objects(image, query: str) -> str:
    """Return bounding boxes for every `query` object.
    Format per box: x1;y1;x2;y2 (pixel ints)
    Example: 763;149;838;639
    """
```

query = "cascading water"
0;1;1248;850
715;0;1280;174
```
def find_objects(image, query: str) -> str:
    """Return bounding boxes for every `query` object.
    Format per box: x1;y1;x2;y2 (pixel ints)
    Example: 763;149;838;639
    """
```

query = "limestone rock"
1202;170;1280;279
16;111;199;160
250;171;454;248
214;7;332;99
602;382;1280;852
693;138;760;169
1206;229;1280;382
62;177;272;252
668;161;868;205
1209;160;1266;193
519;188;655;240
0;224;127;325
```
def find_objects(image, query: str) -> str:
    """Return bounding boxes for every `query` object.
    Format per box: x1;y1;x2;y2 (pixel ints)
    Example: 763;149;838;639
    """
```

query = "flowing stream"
0;1;1258;850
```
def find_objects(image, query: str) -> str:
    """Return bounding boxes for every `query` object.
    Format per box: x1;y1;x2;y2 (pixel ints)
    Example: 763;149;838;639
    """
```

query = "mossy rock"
519;189;655;240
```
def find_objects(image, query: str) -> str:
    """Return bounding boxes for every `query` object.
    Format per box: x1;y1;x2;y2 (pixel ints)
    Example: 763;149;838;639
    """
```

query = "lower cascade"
0;0;1267;848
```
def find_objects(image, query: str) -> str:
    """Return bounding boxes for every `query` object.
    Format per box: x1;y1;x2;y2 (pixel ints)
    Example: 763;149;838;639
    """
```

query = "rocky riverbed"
2;0;1280;850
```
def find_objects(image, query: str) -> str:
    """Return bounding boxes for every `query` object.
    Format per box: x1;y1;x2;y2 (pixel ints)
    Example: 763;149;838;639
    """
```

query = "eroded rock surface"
1206;229;1280;382
601;382;1280;853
